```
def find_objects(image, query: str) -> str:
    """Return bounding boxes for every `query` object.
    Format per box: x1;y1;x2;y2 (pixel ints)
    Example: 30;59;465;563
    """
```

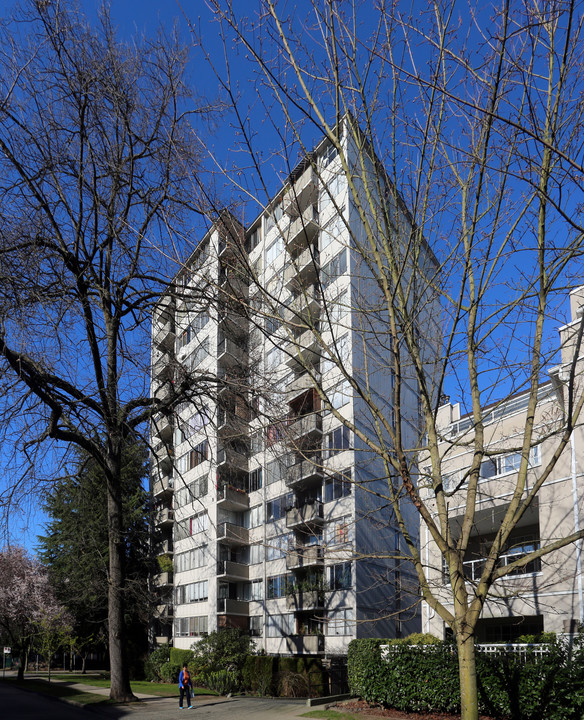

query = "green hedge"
170;647;194;667
348;638;584;720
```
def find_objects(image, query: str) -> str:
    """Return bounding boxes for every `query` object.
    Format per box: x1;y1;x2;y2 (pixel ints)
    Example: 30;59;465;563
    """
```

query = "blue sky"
3;0;583;549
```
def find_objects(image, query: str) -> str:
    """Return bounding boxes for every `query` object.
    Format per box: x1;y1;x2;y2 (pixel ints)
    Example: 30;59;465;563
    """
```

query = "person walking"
179;663;193;710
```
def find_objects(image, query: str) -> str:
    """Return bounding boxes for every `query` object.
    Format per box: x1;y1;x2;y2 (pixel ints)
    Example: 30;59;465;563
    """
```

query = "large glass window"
267;574;294;599
328;562;352;590
266;613;295;637
324;468;352;502
323;426;351;459
327;608;354;635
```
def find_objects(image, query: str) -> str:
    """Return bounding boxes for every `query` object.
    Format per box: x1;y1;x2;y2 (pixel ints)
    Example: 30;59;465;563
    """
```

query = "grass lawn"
1;675;217;706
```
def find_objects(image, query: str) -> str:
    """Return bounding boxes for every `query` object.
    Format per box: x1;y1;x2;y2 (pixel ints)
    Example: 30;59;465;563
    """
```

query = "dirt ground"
331;699;499;720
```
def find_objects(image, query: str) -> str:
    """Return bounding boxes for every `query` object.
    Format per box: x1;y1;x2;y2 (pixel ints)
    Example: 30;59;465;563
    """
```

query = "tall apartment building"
150;124;438;654
421;288;584;642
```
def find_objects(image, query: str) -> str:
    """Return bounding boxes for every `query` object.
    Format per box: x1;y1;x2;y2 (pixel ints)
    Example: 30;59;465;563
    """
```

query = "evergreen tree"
37;440;151;674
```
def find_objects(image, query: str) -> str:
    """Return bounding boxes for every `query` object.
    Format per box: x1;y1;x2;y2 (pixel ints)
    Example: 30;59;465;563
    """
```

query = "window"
321;215;344;251
175;474;209;507
267;574;294;599
248;467;263;491
175;412;210;444
266;346;282;370
319;173;344;212
250;433;263;456
175;545;208;573
323;426;351;459
176;441;209;475
324;468;352;502
245;505;264;529
320;143;337;168
480;446;541;480
266;459;287;485
325;516;352;546
266;533;292;561
265;203;283;235
176;580;208;604
327;608;354;635
266;494;293;522
174;511;209;540
175;616;208;637
249;544;264;564
330;292;348;324
321;249;347;289
328;562;352;590
248;227;261;251
328;379;351;410
184;338;209;370
249;616;263;637
266;613;295;637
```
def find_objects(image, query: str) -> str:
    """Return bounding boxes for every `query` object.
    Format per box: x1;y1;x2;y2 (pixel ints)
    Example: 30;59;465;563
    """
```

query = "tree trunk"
107;466;136;703
457;632;479;720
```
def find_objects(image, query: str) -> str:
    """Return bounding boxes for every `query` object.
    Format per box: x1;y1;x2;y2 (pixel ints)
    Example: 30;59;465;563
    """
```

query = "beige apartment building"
150;121;439;654
421;288;584;642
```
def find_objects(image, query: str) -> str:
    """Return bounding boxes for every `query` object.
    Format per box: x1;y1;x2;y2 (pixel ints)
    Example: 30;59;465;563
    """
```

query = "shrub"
191;628;254;677
159;661;181;684
144;644;171;682
349;637;584;720
203;669;239;695
170;648;194;668
278;670;308;697
242;655;274;695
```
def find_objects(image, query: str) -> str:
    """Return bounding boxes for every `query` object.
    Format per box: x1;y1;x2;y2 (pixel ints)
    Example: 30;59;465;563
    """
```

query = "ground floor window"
174;615;208;637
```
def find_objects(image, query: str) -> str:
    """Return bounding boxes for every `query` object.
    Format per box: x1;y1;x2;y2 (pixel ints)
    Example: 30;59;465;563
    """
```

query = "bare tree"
196;1;584;718
0;1;211;701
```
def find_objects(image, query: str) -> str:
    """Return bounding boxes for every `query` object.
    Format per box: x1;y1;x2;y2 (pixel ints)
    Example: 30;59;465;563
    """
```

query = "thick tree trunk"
107;466;136;703
457;632;479;720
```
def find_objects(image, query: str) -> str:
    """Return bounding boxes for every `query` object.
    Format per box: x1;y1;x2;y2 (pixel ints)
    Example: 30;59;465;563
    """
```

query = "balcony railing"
287;413;322;441
456;549;542;583
284;246;320;289
217;598;250;615
217;560;250;581
286;545;325;570
285;206;320;253
286;589;324;611
155;507;174;527
286;501;324;529
217;484;250;510
283;166;318;217
285;634;324;654
287;457;323;487
217;522;249;546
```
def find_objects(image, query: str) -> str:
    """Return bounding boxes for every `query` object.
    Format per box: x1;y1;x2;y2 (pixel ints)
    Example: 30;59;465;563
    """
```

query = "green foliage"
242;656;274;695
388;632;442;646
202;669;239;695
170;648;194;668
191;628;254;675
159;661;182;684
144;644;171;682
349;638;584;719
37;440;151;671
516;632;557;644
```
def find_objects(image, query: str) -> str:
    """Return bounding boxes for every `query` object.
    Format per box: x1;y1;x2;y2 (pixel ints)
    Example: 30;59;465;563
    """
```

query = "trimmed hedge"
348;637;584;720
170;647;194;667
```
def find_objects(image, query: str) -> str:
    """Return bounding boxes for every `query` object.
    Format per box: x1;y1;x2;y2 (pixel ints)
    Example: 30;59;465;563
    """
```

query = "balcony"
286;329;320;367
285;206;320;254
287;457;323;488
288;413;322;442
152;413;173;443
286;589;324;611
285;634;324;654
155;507;174;527
286;501;324;529
287;372;321;403
154;571;173;587
284;246;320;289
217;522;249;546
217;560;250;581
286;545;325;571
283;166;318;217
217;335;248;367
153;474;174;498
154;317;175;351
217;483;250;511
217;444;248;472
285;285;322;323
217;598;250;615
155;538;174;556
155;634;172;645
